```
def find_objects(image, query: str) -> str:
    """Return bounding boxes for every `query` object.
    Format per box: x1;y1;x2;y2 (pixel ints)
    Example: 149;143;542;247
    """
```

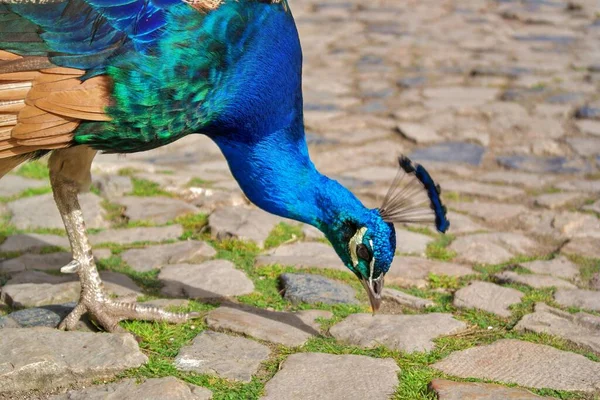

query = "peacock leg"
49;147;197;332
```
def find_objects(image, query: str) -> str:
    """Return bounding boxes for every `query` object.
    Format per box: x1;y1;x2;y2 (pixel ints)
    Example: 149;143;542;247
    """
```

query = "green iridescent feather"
73;2;286;153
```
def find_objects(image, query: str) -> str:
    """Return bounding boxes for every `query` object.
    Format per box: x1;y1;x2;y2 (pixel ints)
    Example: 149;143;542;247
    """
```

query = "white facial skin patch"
369;239;375;280
349;227;367;267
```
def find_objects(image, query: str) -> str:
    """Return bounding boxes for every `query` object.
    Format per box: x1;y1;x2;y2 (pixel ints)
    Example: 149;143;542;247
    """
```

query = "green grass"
175;213;209;240
101;200;126;226
404;226;435;237
0;186;53;203
442;191;473;203
427;273;460;290
15;160;49;180
425;234;456;261
566;254;600;289
187;177;212;187
118;168;140;177
130;178;173;197
97;255;162;295
264;223;303;249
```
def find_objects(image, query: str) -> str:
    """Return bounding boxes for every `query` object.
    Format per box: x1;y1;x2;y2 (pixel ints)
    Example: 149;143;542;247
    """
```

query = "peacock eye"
356;244;372;262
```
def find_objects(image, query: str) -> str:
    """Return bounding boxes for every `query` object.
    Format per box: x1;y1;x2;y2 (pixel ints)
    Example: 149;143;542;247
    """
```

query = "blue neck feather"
203;2;370;229
211;125;368;228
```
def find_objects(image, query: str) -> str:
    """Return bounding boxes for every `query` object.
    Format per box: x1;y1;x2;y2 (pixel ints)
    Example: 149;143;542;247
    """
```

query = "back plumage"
0;0;293;160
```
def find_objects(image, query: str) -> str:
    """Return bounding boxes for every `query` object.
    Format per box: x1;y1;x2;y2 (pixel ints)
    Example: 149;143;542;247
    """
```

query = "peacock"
0;0;449;332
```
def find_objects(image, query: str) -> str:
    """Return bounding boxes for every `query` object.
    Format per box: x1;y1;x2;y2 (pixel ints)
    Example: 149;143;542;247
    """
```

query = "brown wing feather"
35;76;112;122
0;51;112;159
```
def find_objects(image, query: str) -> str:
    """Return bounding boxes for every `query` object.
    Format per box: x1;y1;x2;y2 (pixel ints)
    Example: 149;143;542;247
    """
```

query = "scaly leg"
49;147;197;332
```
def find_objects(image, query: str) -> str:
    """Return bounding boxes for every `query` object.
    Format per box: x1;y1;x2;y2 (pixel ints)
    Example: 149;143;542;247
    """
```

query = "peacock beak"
360;274;384;314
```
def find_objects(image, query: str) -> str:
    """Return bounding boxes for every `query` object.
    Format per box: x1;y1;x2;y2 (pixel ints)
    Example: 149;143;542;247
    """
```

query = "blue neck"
211;129;366;229
199;2;367;230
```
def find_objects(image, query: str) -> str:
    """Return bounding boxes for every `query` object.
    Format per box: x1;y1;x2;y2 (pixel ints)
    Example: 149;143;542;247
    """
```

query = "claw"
61;260;80;274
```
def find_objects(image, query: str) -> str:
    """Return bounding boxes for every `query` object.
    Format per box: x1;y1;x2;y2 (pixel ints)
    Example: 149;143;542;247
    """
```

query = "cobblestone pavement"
1;0;600;399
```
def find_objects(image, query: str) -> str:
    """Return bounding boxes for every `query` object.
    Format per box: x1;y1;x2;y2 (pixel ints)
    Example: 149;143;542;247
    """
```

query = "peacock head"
324;209;396;313
323;156;449;313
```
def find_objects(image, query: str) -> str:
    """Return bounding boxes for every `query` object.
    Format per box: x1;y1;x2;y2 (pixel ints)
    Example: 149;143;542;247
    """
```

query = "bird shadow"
160;279;323;338
0;255;324;337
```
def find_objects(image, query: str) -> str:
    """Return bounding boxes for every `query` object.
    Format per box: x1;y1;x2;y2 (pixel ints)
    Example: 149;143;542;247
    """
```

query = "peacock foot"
58;293;200;333
58;260;199;333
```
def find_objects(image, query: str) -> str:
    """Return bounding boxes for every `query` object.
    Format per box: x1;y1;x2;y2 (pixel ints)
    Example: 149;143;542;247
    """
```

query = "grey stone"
520;257;580;280
209;207;284;248
159;260;254;299
497;155;591;174
442;181;526;201
134;172;193;190
517;210;563;239
576;105;600;120
432;339;600;392
1;270;141;308
576;120;600;136
428;379;553;400
395;229;434;256
8;193;108;230
554;289;600;312
1;273;80;308
397;122;442;144
261;353;399;400
583;200;600;214
0;304;74;329
116;196;199;224
50;377;212;400
552;211;600;239
450;233;541;265
0;175;47;198
454;281;523;317
495;271;577;289
330;313;466;353
280;273;358;305
477;171;555;189
591;273;600;291
383;288;435;309
121;240;216;272
341;165;398;184
423;87;499;108
206;305;332;346
301;224;324;240
560;237;600;258
0;328;147;394
255;242;347;272
0;233;69;253
567;137;600;157
516;303;600;353
555;180;600;193
100;271;143;298
92;175;133;199
0;303;94;331
445;211;487;235
409;142;486;166
89;225;184;245
450;202;528;224
175;331;270;382
188;187;248;214
387;257;474;288
0;250;111;275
